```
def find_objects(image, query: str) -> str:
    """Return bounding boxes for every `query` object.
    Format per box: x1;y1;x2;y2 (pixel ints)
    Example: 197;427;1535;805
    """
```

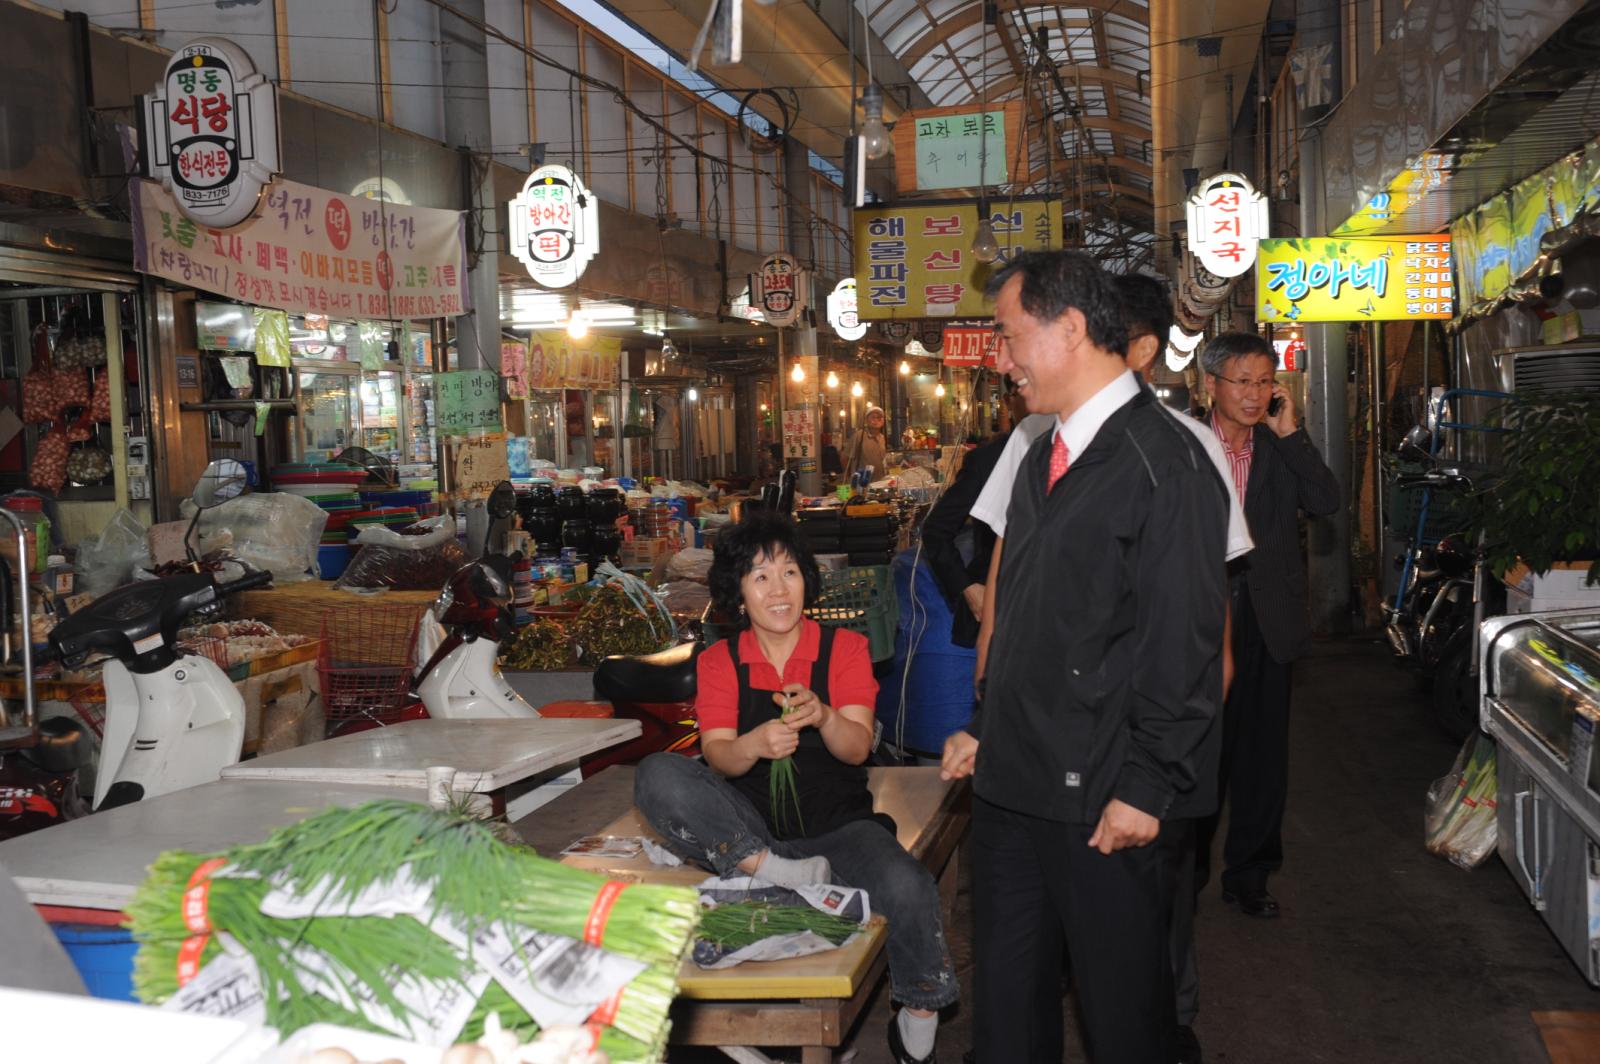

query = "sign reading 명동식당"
1255;236;1454;322
132;176;469;320
852;199;1062;320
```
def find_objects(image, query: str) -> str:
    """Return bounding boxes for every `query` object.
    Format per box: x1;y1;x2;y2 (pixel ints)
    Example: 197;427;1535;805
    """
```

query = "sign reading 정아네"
1255;236;1454;322
144;37;280;230
435;370;504;437
853;200;1062;319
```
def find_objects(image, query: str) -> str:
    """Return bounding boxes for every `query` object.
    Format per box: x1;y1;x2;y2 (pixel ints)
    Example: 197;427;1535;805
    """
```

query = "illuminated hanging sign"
1255;236;1454;322
753;253;804;327
827;278;867;340
1185;173;1269;279
509;165;599;288
143;37;280;229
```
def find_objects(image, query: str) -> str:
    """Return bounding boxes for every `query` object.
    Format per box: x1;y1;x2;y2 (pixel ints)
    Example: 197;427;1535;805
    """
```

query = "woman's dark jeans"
635;752;960;1011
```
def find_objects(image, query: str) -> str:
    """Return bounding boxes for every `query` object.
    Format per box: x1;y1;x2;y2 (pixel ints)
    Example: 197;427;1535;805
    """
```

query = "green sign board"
915;108;1007;191
435;369;503;437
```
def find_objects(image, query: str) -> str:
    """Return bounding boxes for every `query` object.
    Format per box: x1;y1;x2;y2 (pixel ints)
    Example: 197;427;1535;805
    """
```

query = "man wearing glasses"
1194;332;1339;921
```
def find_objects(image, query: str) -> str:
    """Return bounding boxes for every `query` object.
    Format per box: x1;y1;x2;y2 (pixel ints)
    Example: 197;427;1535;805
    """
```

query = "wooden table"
220;718;641;804
0;779;423;911
513;764;970;1064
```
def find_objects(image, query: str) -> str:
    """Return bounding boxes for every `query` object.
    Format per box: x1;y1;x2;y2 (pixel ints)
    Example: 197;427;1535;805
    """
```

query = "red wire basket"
317;606;422;725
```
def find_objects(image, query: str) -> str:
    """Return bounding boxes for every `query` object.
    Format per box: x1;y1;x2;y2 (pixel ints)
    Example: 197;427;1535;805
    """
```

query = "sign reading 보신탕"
144;37;280;229
509;165;600;289
132;176;469;319
1255;236;1454;322
435;370;504;436
853;200;1062;319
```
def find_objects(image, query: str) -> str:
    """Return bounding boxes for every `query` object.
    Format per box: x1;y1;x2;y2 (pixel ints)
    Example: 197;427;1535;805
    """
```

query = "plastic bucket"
52;923;138;1001
318;543;353;580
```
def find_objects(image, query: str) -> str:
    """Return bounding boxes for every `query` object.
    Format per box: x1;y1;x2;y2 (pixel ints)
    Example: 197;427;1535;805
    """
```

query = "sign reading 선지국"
132;176;469;320
1255;236;1454;322
144;37;280;230
509;165;600;289
852;200;1062;319
1185;173;1269;279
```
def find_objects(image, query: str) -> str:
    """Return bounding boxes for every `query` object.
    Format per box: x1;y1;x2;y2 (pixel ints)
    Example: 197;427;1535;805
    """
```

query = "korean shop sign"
132;176;469;319
509;165;599;288
436;369;504;436
1255;236;1454;322
522;331;622;389
827;279;868;341
942;325;996;367
754;253;804;327
853;198;1061;319
143;37;280;229
1185;173;1269;279
890;101;1026;194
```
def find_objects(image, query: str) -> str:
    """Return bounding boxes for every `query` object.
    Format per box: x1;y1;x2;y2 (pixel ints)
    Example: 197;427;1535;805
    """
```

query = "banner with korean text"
1254;236;1453;323
132;177;469;320
852;199;1061;319
523;331;622;390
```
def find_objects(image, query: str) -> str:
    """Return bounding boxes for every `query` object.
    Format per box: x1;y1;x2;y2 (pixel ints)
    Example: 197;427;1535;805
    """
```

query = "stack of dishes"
271;462;368;497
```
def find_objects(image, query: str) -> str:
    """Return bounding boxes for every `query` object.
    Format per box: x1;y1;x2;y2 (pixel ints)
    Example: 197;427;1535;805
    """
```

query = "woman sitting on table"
634;512;958;1064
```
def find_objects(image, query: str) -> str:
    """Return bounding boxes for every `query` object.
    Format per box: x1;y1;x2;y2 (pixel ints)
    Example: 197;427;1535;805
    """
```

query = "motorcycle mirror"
1397;424;1433;463
192;459;249;510
486;481;517;521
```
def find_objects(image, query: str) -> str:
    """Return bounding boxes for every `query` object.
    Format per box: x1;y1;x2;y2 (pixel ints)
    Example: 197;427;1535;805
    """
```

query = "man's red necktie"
1047;433;1071;491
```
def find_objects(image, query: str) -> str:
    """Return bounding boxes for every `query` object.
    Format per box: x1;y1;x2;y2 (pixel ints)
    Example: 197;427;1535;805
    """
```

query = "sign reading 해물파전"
1255;236;1453;322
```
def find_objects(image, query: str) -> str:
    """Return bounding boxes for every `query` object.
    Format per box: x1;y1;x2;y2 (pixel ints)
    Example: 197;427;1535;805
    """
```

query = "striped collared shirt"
1210;410;1253;502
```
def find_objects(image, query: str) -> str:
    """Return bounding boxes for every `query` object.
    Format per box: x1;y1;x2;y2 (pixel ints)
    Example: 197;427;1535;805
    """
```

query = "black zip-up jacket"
971;387;1228;824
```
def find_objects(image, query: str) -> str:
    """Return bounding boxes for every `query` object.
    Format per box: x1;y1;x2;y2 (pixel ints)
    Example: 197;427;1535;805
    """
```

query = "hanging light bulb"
851;380;864;398
859;85;892;161
686;387;699;401
971;208;1001;264
791;361;805;383
826;370;840;389
935;382;946;398
899;360;911;375
660;334;677;366
760;402;769;411
566;310;589;340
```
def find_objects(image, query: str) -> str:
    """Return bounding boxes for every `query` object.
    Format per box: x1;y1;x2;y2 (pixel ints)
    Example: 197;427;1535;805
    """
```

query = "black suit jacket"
920;433;1009;647
1237;425;1341;663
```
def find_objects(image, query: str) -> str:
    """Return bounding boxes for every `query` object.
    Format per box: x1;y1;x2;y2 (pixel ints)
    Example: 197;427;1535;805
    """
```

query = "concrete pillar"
440;0;500;371
783;139;822;497
1296;0;1351;632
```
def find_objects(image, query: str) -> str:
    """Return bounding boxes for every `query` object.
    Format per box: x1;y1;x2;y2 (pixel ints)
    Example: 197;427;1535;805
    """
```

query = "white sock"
753;851;831;888
897;1009;938;1060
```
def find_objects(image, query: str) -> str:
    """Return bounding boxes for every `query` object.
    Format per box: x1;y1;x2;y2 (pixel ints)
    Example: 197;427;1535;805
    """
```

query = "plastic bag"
1424;731;1498;870
188;492;328;583
75;507;153;596
335;515;467;590
666;548;714;584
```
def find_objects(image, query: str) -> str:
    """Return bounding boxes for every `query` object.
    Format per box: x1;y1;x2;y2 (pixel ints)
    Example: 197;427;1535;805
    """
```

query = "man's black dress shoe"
888;1013;936;1064
1221;887;1280;918
1175;1023;1203;1064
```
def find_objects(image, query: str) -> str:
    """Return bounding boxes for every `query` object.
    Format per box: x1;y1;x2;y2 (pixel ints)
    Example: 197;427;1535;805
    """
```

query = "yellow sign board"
523;331;621;389
1255;236;1454;323
852;199;1061;320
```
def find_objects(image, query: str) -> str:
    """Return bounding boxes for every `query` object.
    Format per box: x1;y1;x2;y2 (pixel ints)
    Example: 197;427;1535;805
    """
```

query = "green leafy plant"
1466;391;1600;586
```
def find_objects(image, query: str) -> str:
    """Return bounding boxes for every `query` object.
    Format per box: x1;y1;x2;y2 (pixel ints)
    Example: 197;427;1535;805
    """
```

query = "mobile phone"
1267;395;1284;417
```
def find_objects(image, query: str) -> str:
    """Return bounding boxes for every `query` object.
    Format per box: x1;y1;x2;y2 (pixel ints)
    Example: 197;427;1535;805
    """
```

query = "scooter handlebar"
217;570;275;596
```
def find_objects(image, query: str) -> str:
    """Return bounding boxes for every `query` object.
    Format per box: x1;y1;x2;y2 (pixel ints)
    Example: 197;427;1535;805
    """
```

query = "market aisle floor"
675;636;1599;1063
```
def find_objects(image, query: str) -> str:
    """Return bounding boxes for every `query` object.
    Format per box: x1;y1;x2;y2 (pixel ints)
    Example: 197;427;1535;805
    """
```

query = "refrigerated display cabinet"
1478;608;1600;985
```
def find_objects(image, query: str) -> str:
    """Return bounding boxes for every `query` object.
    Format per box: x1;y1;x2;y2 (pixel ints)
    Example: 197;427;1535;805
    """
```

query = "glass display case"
297;368;357;462
360;370;403;464
1483;611;1600;777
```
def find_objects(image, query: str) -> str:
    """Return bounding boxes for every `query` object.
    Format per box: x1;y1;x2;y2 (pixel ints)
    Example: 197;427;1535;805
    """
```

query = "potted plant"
1467;390;1600;611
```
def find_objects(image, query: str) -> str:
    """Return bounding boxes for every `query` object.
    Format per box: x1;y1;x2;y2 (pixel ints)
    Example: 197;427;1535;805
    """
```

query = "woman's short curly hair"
709;511;822;624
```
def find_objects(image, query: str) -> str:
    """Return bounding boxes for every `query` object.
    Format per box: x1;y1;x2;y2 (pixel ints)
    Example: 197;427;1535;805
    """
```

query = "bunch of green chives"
769;698;804;836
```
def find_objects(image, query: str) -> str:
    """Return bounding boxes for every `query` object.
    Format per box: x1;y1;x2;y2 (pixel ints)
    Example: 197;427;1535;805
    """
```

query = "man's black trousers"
971;795;1175;1063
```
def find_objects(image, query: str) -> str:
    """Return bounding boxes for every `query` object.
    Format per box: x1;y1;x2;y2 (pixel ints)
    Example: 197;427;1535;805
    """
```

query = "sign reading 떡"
1255;236;1454;322
1185;173;1269;279
754;254;803;327
509;165;599;288
853;200;1062;319
144;37;280;229
827;279;867;341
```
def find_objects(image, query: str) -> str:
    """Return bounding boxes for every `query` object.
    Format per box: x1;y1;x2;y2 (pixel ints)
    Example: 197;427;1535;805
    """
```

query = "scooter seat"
593;642;702;704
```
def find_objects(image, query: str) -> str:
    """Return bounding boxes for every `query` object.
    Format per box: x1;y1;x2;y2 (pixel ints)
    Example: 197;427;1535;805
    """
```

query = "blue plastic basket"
52;924;138;1001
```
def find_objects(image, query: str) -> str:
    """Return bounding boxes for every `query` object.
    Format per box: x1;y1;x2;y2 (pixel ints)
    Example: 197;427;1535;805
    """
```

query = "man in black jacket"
1193;332;1340;918
942;251;1228;1063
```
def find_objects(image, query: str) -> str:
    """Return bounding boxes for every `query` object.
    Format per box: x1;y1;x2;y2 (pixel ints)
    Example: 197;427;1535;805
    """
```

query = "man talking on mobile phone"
1193;332;1339;921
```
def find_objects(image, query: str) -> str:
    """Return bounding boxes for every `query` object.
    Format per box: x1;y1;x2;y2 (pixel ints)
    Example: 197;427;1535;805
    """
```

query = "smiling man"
941;251;1228;1063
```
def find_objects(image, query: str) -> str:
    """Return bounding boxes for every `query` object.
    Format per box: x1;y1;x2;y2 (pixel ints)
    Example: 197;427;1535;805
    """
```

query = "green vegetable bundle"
502;619;574;671
770;698;803;835
698;902;861;951
125;801;699;1063
570;584;673;663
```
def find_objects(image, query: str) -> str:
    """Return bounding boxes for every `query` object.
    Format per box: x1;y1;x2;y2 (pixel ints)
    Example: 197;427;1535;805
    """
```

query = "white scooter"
414;482;538;720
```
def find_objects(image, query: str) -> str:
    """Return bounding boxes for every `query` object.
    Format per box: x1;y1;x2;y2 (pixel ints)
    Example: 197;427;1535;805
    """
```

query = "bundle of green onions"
698;901;861;952
124;801;699;1063
770;697;804;835
1424;734;1498;869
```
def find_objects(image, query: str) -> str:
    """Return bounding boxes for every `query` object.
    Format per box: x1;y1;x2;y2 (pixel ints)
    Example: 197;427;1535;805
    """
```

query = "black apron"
727;626;878;841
